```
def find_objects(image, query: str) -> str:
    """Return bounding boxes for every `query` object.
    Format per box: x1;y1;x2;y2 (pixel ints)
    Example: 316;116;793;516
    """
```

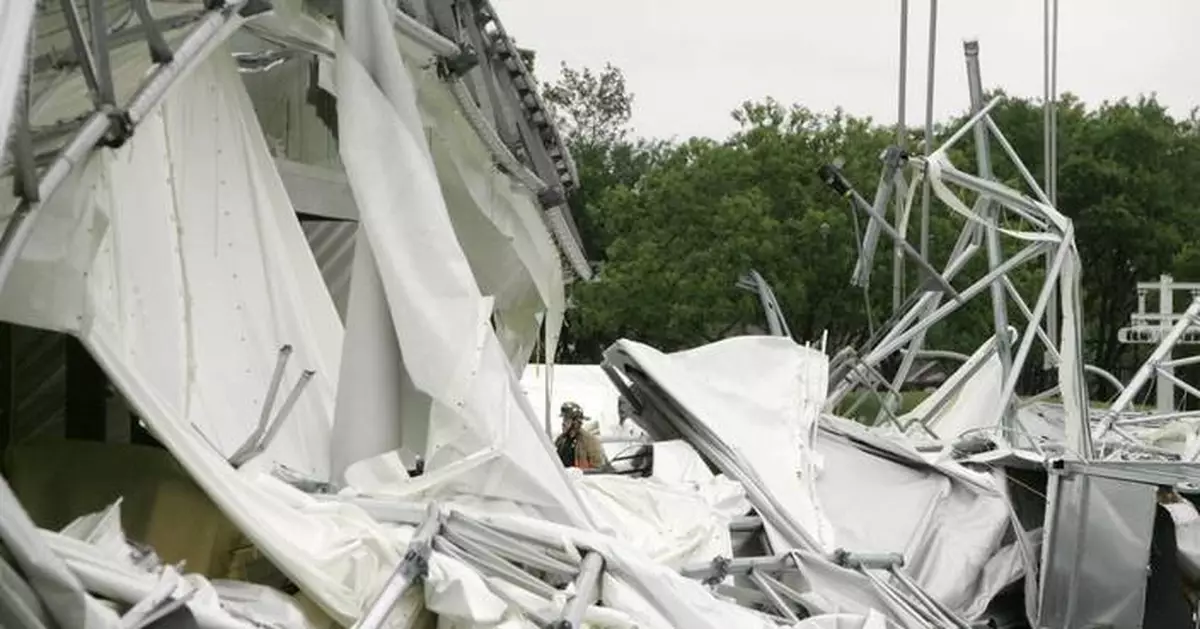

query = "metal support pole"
1157;275;1176;413
1098;297;1200;437
964;41;1014;429
748;570;800;624
548;552;604;629
920;0;938;259
87;0;117;105
353;505;441;629
995;240;1069;444
893;0;909;313
1043;0;1061;364
59;0;103;102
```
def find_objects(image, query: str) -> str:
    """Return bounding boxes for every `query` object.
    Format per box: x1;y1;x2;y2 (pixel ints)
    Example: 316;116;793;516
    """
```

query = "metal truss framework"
1;0;593;305
335;496;970;629
1;0;269;298
598;348;974;627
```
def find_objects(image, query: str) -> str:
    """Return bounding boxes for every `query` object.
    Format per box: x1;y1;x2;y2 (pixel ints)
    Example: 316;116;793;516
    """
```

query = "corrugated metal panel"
301;220;357;322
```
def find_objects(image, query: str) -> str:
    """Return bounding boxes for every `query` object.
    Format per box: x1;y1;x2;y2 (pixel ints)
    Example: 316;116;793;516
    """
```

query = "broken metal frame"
601;349;972;627
390;1;592;280
0;0;268;297
1098;297;1200;457
824;41;1100;457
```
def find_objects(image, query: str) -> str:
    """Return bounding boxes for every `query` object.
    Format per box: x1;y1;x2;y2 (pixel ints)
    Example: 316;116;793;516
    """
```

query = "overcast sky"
498;0;1200;141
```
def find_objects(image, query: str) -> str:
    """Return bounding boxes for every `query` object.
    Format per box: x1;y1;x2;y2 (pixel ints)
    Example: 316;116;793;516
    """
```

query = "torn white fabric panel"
611;337;835;551
0;49;429;623
419;73;565;360
652;440;717;486
576;473;743;569
42;532;254;629
0;0;35;161
336;0;591;526
815;433;1012;618
329;231;420;481
0;475;121;629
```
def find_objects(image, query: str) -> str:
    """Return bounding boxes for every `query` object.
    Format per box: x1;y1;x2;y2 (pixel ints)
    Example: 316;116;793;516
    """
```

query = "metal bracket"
436;47;480;79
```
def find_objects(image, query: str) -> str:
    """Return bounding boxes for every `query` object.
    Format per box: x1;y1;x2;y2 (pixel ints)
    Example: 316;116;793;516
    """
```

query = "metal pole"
1157;275;1176;413
354;506;442;629
964;41;1013;430
550;552;604;629
1042;0;1060;365
1098;297;1200;437
919;0;938;259
893;0;910;313
995;240;1070;438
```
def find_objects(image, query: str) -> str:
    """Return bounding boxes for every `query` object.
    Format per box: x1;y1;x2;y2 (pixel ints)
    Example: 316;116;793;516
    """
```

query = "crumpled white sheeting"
0;475;121;629
576;472;749;569
336;0;593;526
815;433;1013;618
0;48;428;623
613;337;835;551
1165;499;1200;581
0;0;35;161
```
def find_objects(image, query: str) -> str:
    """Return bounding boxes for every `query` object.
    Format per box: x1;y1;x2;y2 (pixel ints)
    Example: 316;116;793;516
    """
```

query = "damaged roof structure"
0;1;1198;629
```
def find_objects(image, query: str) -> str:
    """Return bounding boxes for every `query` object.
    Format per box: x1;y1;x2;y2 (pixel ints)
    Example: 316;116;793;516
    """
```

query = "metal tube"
87;0;116;105
442;515;579;576
965;41;1014;414
931;95;1004;158
354;506;441;629
1156;367;1200;403
748;570;800;624
131;0;175;63
890;566;970;628
868;242;1047;361
1162;353;1200;370
230;344;292;462
1097;298;1200;436
253;369;315;455
433;536;559;600
983;116;1052;205
893;0;909;313
920;0;938;258
847;189;958;298
554;552;604;629
994;240;1071;438
59;0;102;101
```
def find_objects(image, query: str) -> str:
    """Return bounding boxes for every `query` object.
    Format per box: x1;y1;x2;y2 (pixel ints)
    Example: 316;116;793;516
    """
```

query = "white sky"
498;0;1200;140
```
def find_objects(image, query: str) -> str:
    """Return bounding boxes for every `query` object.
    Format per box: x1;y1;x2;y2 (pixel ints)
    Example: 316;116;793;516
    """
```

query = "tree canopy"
542;63;1200;392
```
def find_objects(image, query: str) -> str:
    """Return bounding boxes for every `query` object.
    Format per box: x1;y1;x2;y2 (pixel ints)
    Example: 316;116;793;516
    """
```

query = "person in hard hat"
554;402;609;471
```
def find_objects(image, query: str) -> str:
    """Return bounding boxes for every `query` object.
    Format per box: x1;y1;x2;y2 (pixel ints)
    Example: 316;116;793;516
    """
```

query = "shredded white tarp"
0;46;426;623
815;429;1017;618
334;0;593;525
577;472;749;568
611;337;835;551
0;475;121;629
0;0;35;161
